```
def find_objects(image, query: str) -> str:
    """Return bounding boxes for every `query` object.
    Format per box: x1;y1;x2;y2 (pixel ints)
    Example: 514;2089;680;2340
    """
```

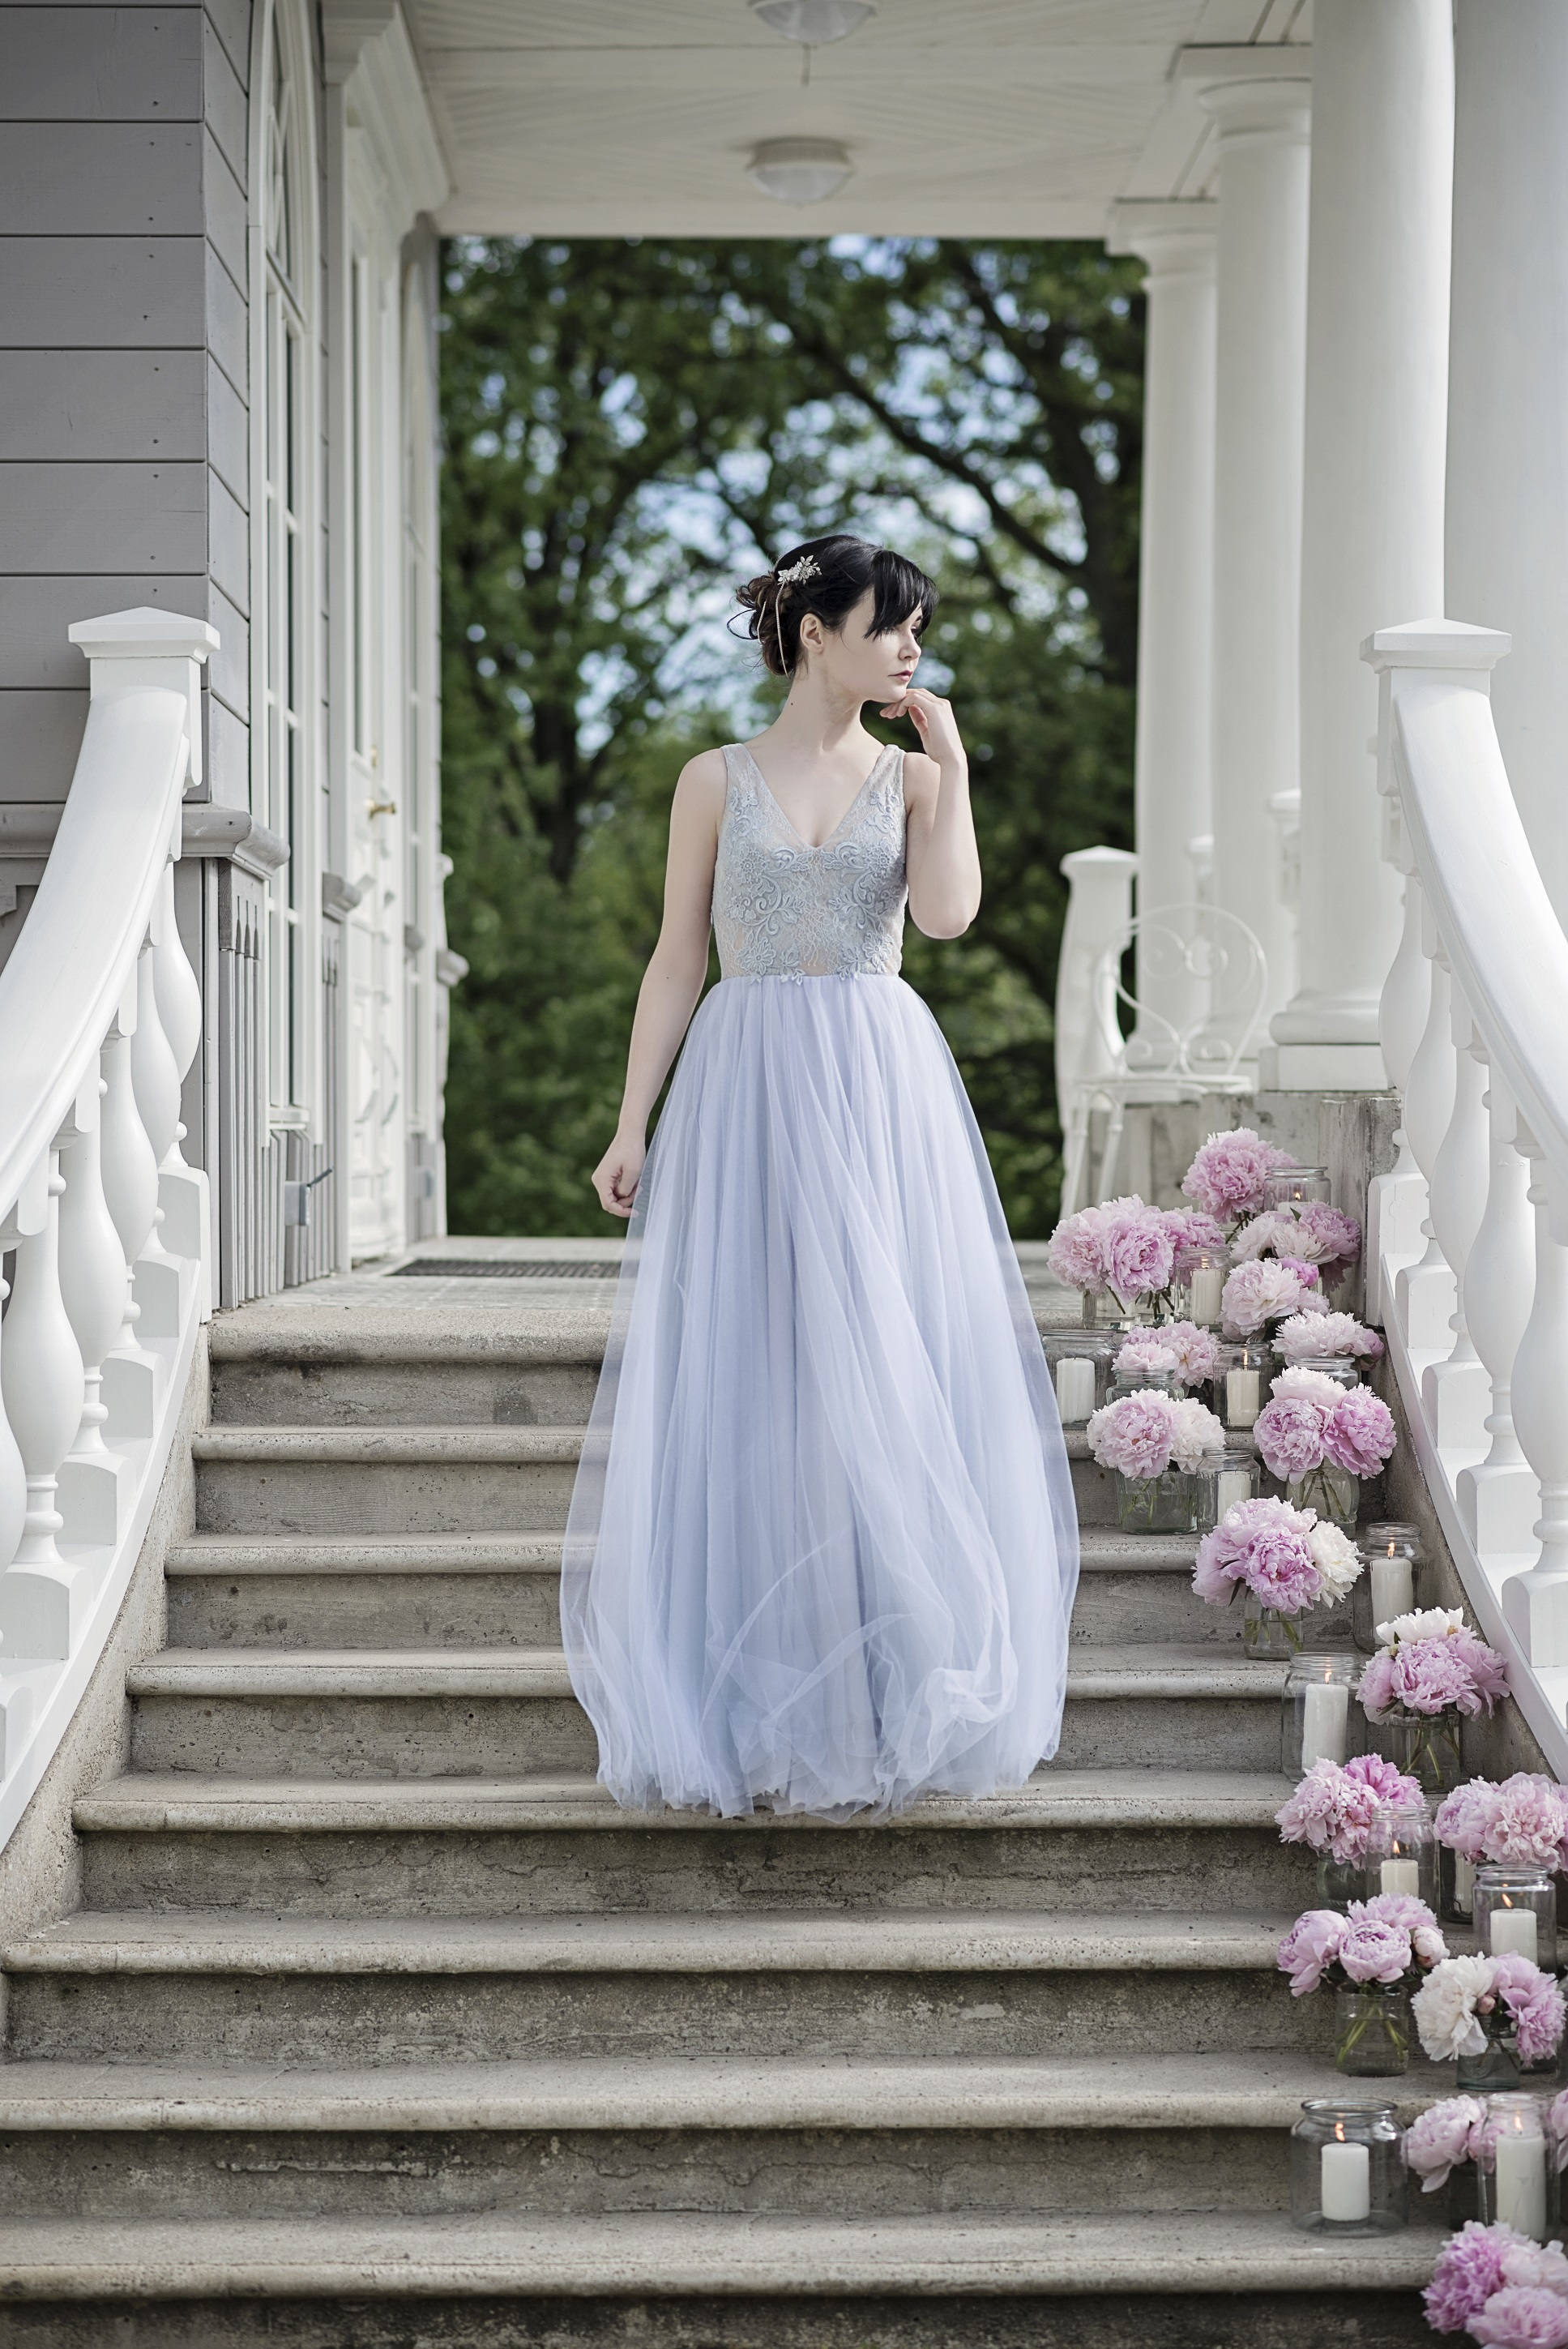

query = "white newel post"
1447;0;1568;922
1504;1127;1568;1667
1055;846;1137;1218
1106;200;1216;1060
1270;0;1454;1089
1178;50;1310;1056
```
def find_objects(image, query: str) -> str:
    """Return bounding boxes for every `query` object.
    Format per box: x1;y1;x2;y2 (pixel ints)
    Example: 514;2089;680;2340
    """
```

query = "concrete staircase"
0;1307;1445;2346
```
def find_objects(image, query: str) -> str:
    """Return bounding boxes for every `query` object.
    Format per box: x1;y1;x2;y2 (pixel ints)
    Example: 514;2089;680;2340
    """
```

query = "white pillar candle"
1226;1367;1262;1427
1369;1555;1415;1626
1054;1355;1096;1424
1455;1855;1476;1913
1493;2130;1549;2240
1489;1905;1540;1963
1300;1680;1349;1768
1379;1858;1421;1898
1188;1264;1224;1325
1319;2138;1371;2222
1216;1468;1254;1519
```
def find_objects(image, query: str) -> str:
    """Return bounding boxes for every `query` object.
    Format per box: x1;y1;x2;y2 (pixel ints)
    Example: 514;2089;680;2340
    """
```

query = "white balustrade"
0;607;215;1850
1365;617;1568;1752
1053;847;1137;1219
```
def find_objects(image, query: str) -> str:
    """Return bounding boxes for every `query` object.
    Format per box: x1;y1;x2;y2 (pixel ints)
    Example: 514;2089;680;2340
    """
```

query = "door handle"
366;799;399;819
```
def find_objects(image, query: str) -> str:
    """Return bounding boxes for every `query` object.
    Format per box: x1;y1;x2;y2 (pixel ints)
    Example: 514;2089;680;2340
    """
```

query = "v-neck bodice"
712;740;908;980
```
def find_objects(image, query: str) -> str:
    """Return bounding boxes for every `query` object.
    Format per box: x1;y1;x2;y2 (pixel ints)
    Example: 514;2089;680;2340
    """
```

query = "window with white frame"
253;0;318;1114
403;278;437;1138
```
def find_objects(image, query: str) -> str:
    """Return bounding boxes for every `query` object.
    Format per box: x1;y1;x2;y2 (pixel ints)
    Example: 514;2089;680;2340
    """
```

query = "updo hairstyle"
734;535;938;678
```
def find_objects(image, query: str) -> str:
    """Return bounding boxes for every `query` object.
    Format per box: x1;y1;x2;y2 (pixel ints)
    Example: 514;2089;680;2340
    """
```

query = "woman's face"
797;588;923;704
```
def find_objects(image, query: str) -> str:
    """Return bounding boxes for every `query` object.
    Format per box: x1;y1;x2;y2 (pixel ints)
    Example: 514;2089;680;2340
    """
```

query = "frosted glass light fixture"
750;0;876;41
746;137;854;204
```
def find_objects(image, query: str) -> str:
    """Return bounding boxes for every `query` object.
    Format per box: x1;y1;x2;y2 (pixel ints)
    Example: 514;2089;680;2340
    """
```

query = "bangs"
867;548;938;640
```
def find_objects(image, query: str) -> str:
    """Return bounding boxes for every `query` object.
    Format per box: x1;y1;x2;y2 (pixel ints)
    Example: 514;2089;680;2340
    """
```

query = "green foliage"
439;235;1143;1237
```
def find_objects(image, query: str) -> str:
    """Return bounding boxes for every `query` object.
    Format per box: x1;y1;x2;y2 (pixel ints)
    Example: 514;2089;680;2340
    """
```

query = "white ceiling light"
750;0;876;43
746;136;855;205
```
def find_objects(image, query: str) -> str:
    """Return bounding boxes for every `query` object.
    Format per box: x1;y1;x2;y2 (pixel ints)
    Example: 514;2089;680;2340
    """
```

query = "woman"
560;533;1079;1821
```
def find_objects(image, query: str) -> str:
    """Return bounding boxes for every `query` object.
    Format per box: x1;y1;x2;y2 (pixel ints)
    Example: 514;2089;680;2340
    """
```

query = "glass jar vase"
1108;1365;1179;1403
1289;2099;1408;2233
1045;1330;1118;1429
1474;1865;1558;1975
1352;1524;1424;1654
1242;1587;1314;1659
1457;2015;1523;2094
1113;1467;1192;1535
1333;1985;1412;2077
1190;1448;1259;1536
1222;1340;1271;1432
1361;1805;1438;1910
1374;1709;1463;1799
1285;1461;1361;1530
1281;1653;1359;1774
1476;2095;1551;2240
1440;1844;1477;1924
1267;1167;1333;1209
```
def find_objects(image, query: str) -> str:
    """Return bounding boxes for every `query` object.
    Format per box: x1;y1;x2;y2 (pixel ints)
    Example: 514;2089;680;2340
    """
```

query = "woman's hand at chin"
878;685;965;768
592;1129;646;1218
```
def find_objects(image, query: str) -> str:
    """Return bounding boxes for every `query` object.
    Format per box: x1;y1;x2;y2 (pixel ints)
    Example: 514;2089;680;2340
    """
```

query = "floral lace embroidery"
711;742;908;981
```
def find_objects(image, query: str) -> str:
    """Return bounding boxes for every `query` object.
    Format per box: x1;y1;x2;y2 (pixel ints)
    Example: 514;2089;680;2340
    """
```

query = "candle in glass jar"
1054;1354;1096;1424
1369;1553;1414;1626
1379;1858;1421;1898
1216;1468;1253;1518
1319;2137;1371;2222
1493;2129;1548;2239
1227;1367;1262;1427
1455;1855;1476;1912
1300;1680;1349;1769
1189;1264;1224;1324
1490;1904;1540;1962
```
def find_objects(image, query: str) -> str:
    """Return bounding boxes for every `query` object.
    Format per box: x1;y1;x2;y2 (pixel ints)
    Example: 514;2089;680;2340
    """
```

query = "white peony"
1376;1605;1468;1650
1306;1521;1363;1600
1413;1953;1497;2061
1167;1394;1227;1473
1271;1365;1348;1406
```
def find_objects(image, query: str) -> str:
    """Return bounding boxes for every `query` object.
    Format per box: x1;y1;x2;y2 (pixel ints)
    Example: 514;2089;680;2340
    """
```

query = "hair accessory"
775;555;820;588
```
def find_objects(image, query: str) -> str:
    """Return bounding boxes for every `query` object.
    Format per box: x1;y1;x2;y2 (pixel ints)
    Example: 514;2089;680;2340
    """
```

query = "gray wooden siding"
0;0;253;803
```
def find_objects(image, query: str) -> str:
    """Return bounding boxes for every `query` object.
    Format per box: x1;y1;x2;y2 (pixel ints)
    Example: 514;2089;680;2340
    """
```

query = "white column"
1271;0;1455;1089
1179;53;1311;1059
1107;201;1217;1062
1446;2;1568;921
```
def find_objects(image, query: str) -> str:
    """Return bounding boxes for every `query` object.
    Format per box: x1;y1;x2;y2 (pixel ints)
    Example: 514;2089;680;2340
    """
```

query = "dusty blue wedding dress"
560;738;1079;1820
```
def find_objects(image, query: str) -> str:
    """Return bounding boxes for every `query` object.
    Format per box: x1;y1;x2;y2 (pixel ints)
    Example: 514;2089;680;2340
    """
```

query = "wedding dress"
559;738;1079;1819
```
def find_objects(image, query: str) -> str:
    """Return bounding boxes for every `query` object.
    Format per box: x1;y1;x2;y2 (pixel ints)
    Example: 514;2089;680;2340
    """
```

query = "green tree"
439;236;1143;1236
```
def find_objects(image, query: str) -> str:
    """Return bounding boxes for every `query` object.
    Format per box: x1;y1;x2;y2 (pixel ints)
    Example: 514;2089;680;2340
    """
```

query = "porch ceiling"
410;0;1311;240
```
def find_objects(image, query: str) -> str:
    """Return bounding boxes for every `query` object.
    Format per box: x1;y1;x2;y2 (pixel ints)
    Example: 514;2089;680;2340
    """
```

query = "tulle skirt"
559;972;1079;1821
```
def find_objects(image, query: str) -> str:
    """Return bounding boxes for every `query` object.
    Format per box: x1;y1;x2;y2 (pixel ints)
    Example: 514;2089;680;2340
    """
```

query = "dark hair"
734;534;938;678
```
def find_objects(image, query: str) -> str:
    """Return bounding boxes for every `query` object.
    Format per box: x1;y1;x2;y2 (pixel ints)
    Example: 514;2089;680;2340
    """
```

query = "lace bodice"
711;741;908;980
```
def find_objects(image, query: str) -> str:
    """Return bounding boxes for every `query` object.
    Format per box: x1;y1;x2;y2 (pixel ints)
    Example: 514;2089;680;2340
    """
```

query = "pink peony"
1452;1628;1511;1713
1547;2090;1568;2176
1276;1759;1382;1865
1358;1650;1398;1718
1165;1207;1228;1280
1405;2094;1487;2191
1337;1915;1414;1984
1362;1626;1508;1725
1182;1128;1296;1222
1489;1954;1567;2065
1086;1391;1179;1479
1113;1332;1179;1381
1348;1752;1426;1809
1438;1779;1504;1863
1484;1775;1568;1869
1100;1197;1177;1300
1359;1891;1447;1967
1502;2244;1568;2299
1194;1495;1324;1615
1392;1640;1487;1717
1220;1258;1318;1335
1297;1200;1365;1276
1275;1907;1346;1996
1323;1386;1397;1476
1191;1540;1239;1605
1254;1393;1331;1479
1275;1310;1385;1363
1469;2287;1568;2348
1160;1320;1224;1386
1046;1204;1109;1293
1426;2224;1529;2334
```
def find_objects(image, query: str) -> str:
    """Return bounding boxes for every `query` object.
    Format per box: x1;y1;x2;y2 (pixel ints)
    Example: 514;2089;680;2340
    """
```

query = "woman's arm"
895;691;982;939
590;747;726;1217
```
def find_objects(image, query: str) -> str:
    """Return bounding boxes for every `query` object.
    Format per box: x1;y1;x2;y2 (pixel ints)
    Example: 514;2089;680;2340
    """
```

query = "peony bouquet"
1361;1608;1510;1795
1181;1127;1297;1230
1220;1258;1327;1337
1113;1321;1224;1390
1413;1949;1566;2081
1087;1388;1225;1534
1045;1195;1177;1318
1165;1207;1228;1281
1437;1776;1568;1876
1277;1891;1448;2072
1275;1752;1425;1869
1192;1494;1362;1652
1404;2093;1489;2197
1254;1366;1397;1526
1425;2223;1568;2343
1231;1200;1364;1285
1274;1310;1385;1367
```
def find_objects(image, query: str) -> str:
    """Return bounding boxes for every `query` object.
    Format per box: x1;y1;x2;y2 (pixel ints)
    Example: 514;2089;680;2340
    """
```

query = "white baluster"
1502;1125;1568;1667
1395;918;1459;1353
0;1142;88;1658
1458;1063;1540;1563
1367;865;1432;1320
1421;980;1492;1460
56;1064;135;1546
150;858;210;1305
128;931;186;1344
99;998;162;1440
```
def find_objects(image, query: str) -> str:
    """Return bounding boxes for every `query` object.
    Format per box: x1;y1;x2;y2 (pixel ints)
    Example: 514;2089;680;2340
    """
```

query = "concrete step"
0;2052;1454;2223
163;1532;1228;1651
207;1307;611;1429
193;1425;1122;1535
2;1909;1325;2065
0;2207;1442;2349
74;1768;1315;1917
126;1642;1288;1778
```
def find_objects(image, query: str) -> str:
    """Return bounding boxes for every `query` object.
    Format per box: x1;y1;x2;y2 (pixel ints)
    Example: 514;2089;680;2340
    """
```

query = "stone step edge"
73;1766;1299;1835
192;1426;1106;1465
2;1908;1297;1977
0;2051;1454;2134
164;1530;1201;1576
0;2208;1442;2300
125;1643;1284;1703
